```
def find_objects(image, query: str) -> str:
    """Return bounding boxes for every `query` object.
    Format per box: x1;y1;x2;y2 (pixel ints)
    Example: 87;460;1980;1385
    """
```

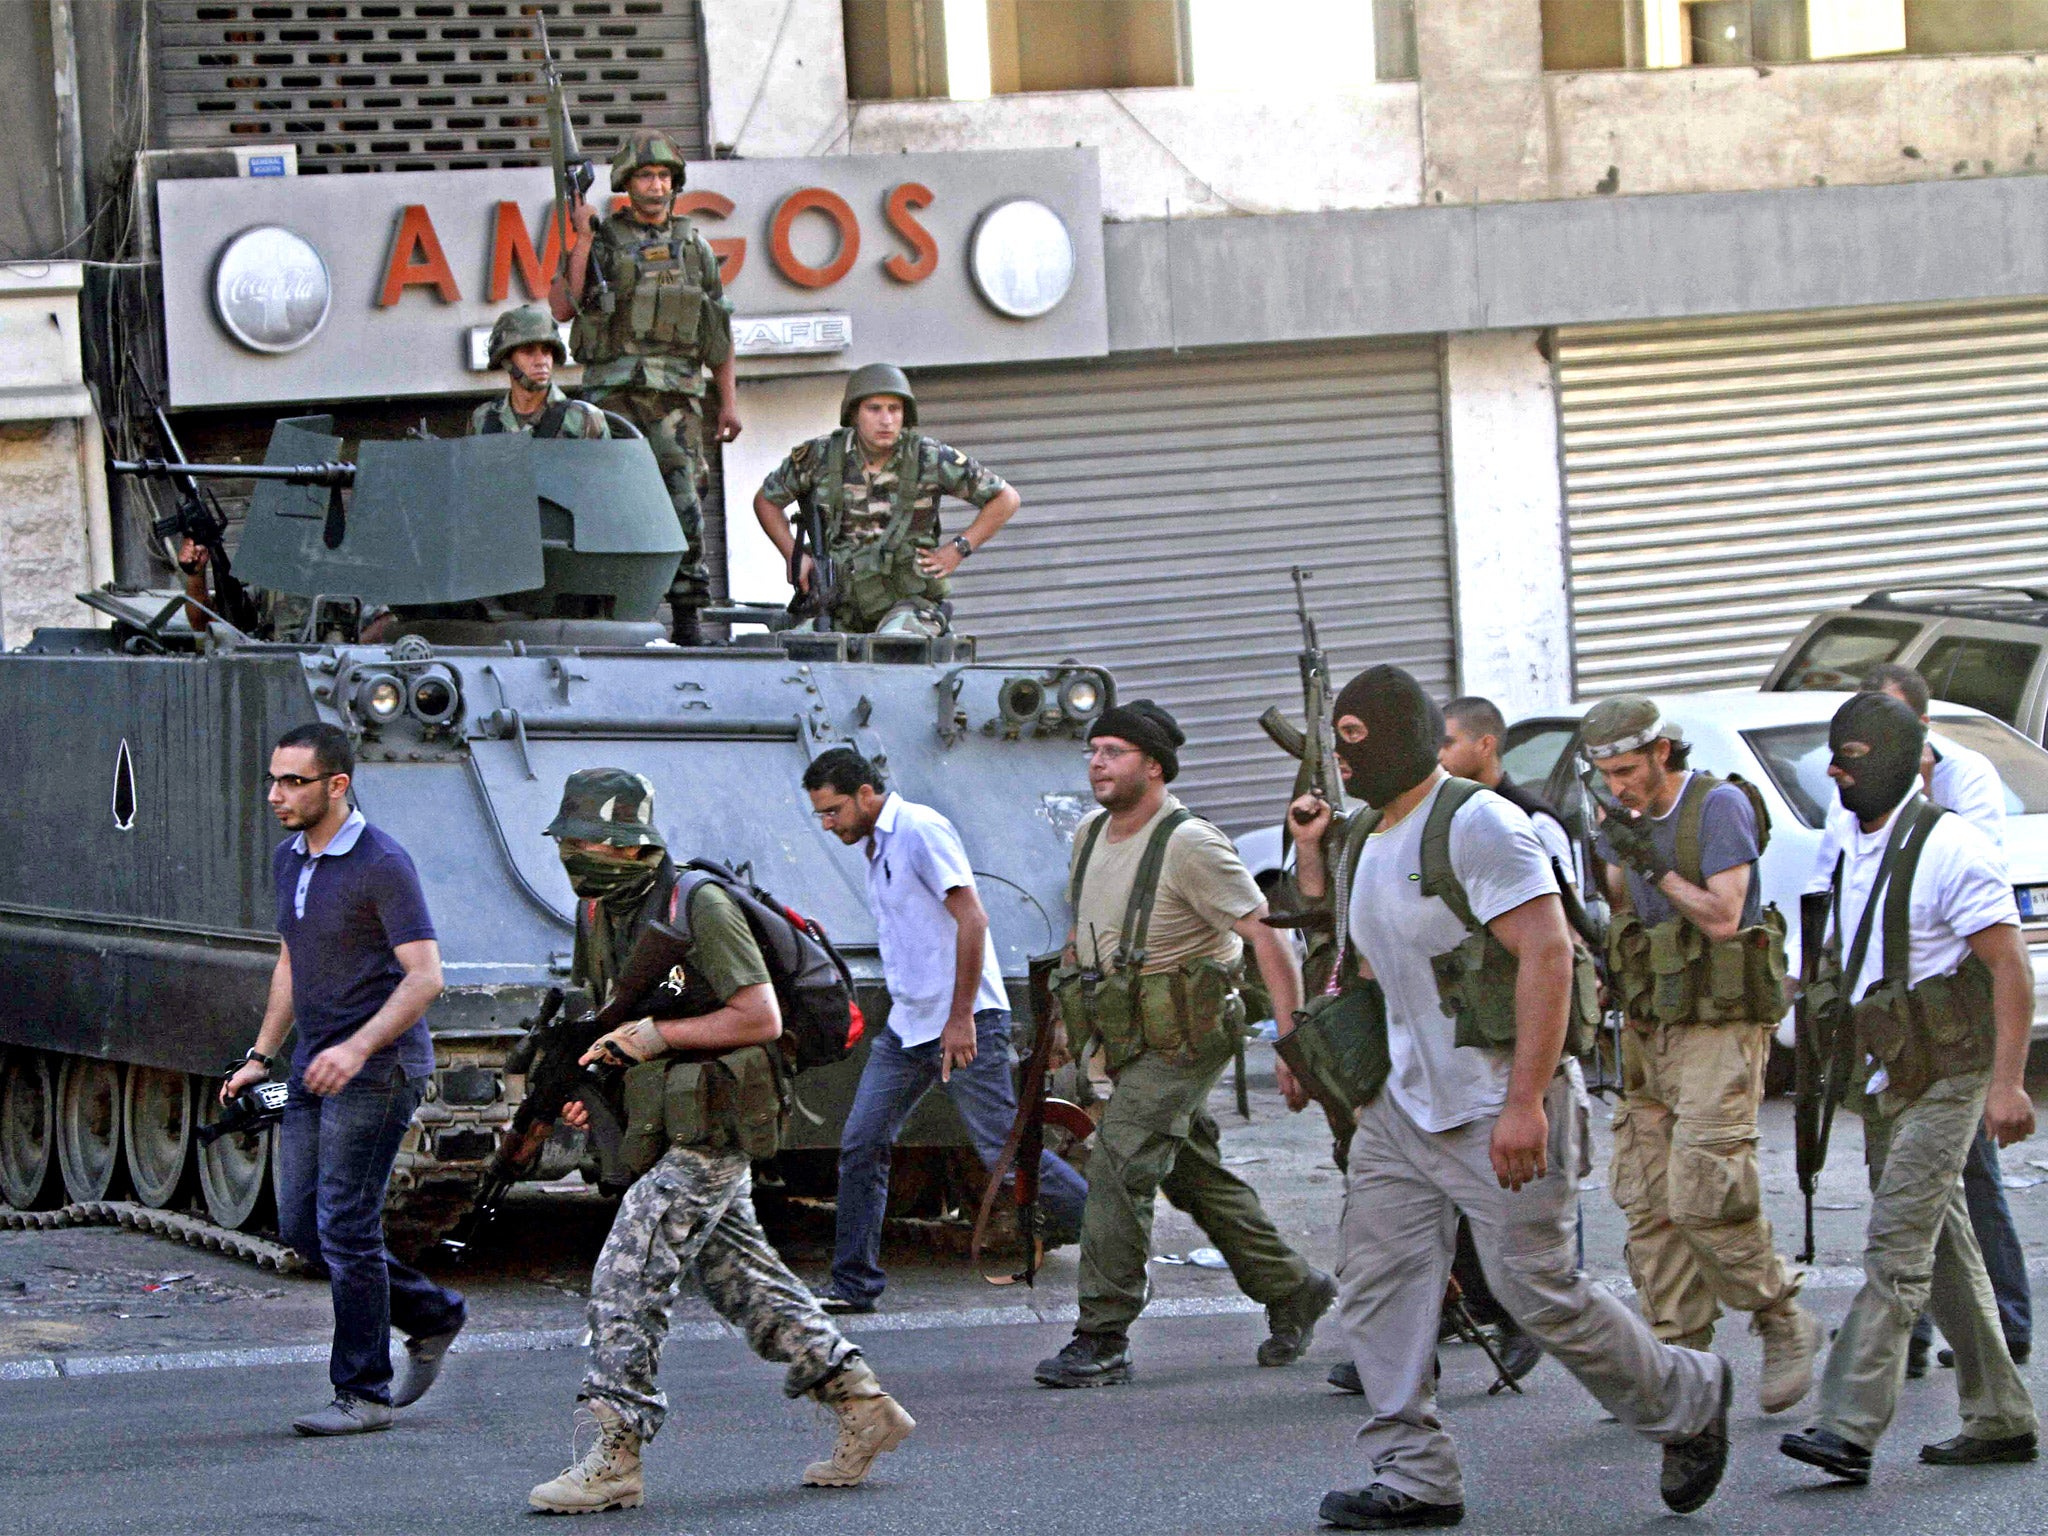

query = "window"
845;0;1188;100
1771;617;1920;693
1918;635;2040;726
1746;714;2048;828
1929;715;2048;818
1539;0;2039;71
1502;720;1583;797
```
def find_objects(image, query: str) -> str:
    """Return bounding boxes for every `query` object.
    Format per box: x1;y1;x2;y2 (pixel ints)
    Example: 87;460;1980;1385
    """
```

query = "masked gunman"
550;130;737;646
1290;667;1732;1530
752;364;1021;637
1780;693;2039;1485
1033;700;1335;1389
527;769;912;1515
1581;696;1821;1414
469;305;609;439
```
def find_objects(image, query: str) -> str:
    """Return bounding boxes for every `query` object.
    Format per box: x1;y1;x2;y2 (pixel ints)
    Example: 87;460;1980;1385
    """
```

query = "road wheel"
0;1050;63;1210
56;1056;125;1203
195;1080;272;1230
123;1066;195;1210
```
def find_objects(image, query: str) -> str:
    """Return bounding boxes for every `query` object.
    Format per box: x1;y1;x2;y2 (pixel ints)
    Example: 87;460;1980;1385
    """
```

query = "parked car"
1764;587;2048;744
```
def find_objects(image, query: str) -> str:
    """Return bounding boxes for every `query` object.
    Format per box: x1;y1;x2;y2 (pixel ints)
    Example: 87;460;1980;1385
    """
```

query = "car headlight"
998;676;1046;726
408;665;461;726
352;670;405;724
1058;672;1104;723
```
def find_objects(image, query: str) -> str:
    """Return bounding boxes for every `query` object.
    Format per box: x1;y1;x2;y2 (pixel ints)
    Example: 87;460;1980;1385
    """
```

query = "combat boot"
803;1359;915;1488
1754;1301;1822;1414
528;1400;645;1515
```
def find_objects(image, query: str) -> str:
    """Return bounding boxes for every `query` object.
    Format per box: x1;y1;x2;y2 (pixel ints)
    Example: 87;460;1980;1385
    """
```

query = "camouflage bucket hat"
1581;695;1685;762
545;767;664;847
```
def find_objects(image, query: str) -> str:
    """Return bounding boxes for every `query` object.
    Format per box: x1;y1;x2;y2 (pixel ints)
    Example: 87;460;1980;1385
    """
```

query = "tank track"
0;1201;306;1272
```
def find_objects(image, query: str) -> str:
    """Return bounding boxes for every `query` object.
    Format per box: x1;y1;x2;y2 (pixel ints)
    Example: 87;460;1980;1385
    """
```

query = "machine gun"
120;371;262;632
109;457;357;553
536;12;609;312
439;987;630;1258
1287;565;1346;827
1792;887;1852;1264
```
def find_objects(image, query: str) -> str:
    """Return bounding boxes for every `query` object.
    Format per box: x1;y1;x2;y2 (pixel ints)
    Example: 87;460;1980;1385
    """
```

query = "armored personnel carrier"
0;419;1108;1250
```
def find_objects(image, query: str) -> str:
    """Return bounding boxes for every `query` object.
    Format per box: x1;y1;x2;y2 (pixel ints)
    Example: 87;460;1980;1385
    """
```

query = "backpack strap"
820;431;849;540
1673;772;1718;888
532;397;574;439
1068;812;1108;913
1418;777;1489;934
1832;794;1941;1000
666;868;720;942
1881;798;1947;988
1118;808;1194;970
1328;803;1384;983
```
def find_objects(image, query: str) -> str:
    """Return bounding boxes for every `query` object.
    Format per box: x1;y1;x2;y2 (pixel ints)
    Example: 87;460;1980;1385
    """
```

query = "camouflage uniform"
467;384;610;439
758;428;1008;635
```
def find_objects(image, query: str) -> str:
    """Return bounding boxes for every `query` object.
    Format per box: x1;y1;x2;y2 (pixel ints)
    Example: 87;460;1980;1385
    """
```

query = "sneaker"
1259;1269;1338;1367
803;1360;915;1487
1660;1355;1733;1513
1317;1484;1465;1529
528;1400;644;1514
292;1394;393;1437
392;1317;464;1409
1034;1332;1133;1388
1779;1425;1872;1484
1755;1303;1822;1414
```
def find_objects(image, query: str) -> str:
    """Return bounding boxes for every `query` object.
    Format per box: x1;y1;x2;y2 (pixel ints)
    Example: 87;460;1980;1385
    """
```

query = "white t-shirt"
1817;796;2017;1004
1529;806;1579;893
1345;775;1560;1134
865;794;1009;1044
1928;733;2007;850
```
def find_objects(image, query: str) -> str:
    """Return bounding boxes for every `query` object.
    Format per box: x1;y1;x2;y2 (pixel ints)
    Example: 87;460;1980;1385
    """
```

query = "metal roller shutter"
914;342;1454;834
150;0;706;174
1559;299;2048;696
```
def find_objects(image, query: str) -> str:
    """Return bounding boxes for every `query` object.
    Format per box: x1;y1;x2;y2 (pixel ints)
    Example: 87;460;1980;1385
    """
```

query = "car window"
1502;723;1578;793
1772;617;1920;692
1745;717;2048;829
1919;636;2039;726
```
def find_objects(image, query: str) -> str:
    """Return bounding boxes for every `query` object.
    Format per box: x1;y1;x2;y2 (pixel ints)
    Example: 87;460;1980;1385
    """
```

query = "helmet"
545;767;664;848
487;305;566;371
840;363;917;428
609;129;688;194
1580;695;1685;762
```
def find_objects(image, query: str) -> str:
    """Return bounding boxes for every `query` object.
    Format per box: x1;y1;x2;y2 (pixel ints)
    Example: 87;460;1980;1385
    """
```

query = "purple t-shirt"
273;816;438;1076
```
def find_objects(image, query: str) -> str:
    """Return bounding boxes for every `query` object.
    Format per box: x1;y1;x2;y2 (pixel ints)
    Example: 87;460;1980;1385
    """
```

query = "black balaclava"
1829;691;1925;824
1332;665;1444;809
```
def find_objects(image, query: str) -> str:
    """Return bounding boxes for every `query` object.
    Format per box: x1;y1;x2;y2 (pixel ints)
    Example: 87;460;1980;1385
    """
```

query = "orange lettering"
487;201;575;302
769;188;860;290
882;183;938;284
377;204;460;306
675;191;745;283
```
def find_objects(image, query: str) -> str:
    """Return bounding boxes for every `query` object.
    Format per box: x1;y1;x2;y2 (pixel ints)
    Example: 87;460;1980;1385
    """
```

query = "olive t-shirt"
676;884;773;1004
1069;795;1263;973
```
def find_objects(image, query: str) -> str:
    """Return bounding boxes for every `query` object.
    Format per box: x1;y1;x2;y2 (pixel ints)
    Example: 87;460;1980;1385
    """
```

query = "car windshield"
1772;617;1920;692
1744;715;2048;828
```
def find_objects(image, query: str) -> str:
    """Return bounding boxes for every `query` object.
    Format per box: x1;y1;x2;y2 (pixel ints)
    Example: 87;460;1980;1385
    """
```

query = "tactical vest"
1604;772;1789;1028
576;874;786;1171
1823;795;1997;1110
570;215;721;389
478;396;575;438
1052;808;1248;1072
1325;777;1601;1065
814;431;949;628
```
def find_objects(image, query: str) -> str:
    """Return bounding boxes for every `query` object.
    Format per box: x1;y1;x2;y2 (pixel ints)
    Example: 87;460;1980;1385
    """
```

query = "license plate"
2018;885;2048;920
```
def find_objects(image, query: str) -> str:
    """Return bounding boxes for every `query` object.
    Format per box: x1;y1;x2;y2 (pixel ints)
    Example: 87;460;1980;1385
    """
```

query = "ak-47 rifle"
1793;886;1850;1264
1288;565;1346;828
120;366;261;632
535;13;608;310
785;490;838;629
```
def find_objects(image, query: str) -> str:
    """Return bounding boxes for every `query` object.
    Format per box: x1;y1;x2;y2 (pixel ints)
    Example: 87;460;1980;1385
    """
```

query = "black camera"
198;1079;289;1145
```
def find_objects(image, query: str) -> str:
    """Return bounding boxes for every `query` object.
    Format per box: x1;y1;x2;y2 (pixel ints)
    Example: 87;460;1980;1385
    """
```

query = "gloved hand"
1602;814;1671;882
583;1016;667;1065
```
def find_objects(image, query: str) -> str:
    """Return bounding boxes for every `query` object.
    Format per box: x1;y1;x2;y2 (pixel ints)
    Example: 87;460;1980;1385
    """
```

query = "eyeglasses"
1082;744;1139;764
264;772;338;791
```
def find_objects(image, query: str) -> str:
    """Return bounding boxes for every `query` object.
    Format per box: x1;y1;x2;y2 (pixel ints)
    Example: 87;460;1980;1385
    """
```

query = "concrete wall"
722;372;845;605
1443;330;1571;715
699;0;851;157
0;419;97;649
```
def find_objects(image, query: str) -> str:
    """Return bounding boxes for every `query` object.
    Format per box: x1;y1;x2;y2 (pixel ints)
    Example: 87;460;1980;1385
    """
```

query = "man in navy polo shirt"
222;722;466;1435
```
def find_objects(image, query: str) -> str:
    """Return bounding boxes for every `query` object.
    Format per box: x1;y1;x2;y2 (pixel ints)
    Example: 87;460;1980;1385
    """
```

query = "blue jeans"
831;1009;1089;1304
279;1060;466;1403
1913;1123;2033;1352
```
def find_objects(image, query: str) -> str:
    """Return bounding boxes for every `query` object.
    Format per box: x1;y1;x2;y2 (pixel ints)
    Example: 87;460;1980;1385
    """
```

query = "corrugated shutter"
913;342;1453;833
1558;299;2048;696
150;0;706;174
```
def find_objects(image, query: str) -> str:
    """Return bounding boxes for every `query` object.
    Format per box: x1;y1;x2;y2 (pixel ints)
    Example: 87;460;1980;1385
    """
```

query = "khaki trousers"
1610;1020;1798;1344
1336;1075;1724;1506
1817;1070;2037;1450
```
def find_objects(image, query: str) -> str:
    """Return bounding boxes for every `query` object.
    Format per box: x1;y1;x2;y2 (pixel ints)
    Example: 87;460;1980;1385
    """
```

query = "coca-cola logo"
212;227;332;353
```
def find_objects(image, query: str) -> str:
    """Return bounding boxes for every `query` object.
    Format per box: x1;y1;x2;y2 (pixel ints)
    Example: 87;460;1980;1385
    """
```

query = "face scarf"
1829;691;1925;823
559;847;660;907
1332;665;1444;810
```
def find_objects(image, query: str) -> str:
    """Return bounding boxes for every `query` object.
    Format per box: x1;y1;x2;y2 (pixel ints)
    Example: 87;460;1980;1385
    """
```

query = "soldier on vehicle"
550;129;737;647
751;365;1021;637
1032;701;1336;1389
1583;696;1822;1416
468;305;609;439
527;769;913;1515
1780;692;2039;1484
1290;667;1733;1529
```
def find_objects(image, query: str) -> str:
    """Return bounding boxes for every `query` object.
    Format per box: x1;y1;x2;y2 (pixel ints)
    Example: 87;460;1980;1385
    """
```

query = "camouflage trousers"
583;386;711;609
582;1144;857;1442
1609;1020;1799;1346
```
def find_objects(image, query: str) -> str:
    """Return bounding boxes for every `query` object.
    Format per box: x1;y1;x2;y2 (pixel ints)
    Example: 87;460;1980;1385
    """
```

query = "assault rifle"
786;493;838;630
535;13;609;310
1792;887;1851;1264
118;367;261;632
1287;565;1346;827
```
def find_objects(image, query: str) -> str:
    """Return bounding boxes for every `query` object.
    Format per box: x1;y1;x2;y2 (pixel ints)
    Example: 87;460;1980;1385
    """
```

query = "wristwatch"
949;535;974;560
241;1048;276;1071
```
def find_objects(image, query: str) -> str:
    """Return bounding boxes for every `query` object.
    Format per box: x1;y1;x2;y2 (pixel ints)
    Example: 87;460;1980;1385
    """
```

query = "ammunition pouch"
1274;980;1390;1117
1607;907;1787;1027
573;219;717;381
1853;953;1996;1109
1428;925;1601;1057
840;535;946;630
618;1043;786;1176
1054;957;1245;1073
